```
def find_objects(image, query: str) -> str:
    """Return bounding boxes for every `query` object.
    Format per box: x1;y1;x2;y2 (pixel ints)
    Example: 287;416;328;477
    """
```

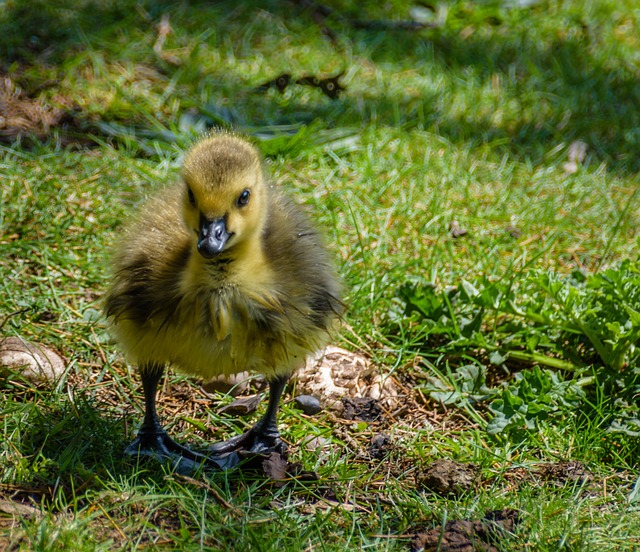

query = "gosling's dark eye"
237;189;251;207
187;187;196;206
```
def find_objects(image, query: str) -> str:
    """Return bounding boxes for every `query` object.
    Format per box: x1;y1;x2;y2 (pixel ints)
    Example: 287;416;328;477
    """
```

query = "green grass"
2;0;640;550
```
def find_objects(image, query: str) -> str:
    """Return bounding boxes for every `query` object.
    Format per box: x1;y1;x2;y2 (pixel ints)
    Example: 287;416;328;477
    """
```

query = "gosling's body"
106;176;339;379
104;134;342;468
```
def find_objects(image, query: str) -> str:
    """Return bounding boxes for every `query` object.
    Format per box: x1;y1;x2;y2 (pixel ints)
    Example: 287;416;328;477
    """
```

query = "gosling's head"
182;135;267;259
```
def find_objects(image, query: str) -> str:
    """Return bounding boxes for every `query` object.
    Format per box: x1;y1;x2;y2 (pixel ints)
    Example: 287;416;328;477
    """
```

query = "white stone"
0;337;66;385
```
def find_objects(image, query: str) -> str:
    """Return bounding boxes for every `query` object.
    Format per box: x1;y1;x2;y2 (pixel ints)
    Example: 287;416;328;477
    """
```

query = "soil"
368;433;392;460
411;509;520;552
341;397;382;422
419;459;479;497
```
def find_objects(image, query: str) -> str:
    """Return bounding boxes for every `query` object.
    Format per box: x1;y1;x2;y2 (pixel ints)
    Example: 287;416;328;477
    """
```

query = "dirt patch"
419;459;479;497
412;509;520;552
369;433;392;460
69;347;453;478
535;461;591;485
341;397;382;422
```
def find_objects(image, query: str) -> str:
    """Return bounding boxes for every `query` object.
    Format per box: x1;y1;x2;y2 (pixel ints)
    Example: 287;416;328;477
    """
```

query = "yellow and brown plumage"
104;133;343;469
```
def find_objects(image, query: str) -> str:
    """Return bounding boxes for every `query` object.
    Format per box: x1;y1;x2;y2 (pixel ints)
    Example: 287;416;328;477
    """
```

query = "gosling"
104;133;343;470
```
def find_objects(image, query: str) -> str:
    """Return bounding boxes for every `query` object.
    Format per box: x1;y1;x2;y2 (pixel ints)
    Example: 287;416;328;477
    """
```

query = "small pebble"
294;394;322;415
304;436;329;451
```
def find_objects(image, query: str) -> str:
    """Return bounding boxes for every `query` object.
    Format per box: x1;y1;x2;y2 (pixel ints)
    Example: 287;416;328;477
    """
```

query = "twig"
0;308;31;331
171;474;242;516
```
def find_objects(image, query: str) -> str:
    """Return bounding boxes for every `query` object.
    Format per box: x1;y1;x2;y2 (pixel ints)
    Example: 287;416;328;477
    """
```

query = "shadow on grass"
419;31;640;173
1;0;639;174
3;386;130;489
3;379;264;494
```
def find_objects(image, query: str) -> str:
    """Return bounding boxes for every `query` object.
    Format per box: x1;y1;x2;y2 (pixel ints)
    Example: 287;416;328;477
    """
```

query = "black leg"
135;363;165;438
125;363;226;471
252;374;288;451
209;374;290;459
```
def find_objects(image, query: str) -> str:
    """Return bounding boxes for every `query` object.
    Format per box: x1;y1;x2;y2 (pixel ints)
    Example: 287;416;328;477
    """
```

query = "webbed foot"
125;428;228;473
208;425;288;469
208;375;290;468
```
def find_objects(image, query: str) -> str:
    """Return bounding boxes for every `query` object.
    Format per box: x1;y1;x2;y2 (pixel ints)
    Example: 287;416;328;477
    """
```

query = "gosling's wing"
104;183;192;326
263;190;344;330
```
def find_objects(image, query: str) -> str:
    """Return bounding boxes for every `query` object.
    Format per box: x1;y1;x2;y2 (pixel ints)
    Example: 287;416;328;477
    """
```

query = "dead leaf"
218;395;261;416
563;140;588;174
153;14;181;65
449;220;468;238
259;453;319;486
0;499;41;518
262;452;289;481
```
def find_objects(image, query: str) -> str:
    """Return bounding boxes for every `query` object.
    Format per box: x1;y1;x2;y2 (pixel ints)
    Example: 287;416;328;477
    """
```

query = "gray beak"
197;217;230;258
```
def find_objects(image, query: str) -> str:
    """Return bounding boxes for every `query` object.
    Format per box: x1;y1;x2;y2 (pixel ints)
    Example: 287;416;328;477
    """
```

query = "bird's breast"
113;280;308;379
109;242;334;379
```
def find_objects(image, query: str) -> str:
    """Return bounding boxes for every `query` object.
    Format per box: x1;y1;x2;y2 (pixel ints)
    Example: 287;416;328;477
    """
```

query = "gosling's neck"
183;231;272;294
